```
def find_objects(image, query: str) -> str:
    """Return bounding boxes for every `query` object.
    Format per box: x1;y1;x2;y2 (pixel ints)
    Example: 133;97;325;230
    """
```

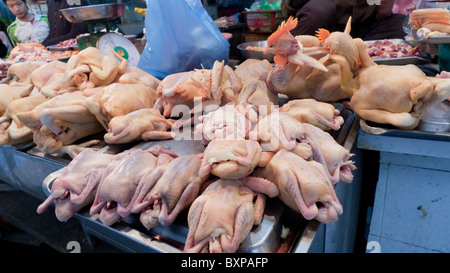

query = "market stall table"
0;102;365;253
357;112;450;253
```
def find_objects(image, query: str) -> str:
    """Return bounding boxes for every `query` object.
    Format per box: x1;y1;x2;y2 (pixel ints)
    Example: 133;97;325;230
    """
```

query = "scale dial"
97;33;140;67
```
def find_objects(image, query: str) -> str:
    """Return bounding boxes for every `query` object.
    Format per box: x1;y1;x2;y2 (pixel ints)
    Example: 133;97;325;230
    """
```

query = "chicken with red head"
265;16;328;71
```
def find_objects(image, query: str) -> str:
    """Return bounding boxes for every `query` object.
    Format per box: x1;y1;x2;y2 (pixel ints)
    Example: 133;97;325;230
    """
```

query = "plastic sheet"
138;0;229;79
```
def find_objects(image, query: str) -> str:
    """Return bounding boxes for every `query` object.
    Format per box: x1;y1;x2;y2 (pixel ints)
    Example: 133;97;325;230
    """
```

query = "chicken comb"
315;28;330;45
267;16;298;46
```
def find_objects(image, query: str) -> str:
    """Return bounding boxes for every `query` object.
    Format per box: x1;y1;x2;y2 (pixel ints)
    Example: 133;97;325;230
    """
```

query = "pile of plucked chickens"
2;14;450;253
32;45;354;252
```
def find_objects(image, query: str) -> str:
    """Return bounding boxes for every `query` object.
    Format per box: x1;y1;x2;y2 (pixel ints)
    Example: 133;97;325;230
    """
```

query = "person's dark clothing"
284;0;337;36
357;13;407;40
42;0;89;46
0;39;7;58
281;0;407;40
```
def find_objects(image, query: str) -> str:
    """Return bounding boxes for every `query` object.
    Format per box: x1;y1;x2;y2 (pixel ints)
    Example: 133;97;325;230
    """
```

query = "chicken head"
265;16;328;71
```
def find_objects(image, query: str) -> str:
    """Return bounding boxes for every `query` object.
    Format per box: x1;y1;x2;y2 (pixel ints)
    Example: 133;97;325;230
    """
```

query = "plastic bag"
138;0;229;79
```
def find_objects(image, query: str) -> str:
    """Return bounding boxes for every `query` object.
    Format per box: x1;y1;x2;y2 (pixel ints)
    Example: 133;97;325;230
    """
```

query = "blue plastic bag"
138;0;230;79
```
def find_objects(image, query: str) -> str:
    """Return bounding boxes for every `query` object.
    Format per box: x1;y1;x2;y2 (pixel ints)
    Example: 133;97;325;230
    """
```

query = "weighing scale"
60;3;140;67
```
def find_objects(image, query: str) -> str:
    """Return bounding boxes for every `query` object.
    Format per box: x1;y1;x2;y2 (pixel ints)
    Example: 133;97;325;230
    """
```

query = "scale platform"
60;3;140;67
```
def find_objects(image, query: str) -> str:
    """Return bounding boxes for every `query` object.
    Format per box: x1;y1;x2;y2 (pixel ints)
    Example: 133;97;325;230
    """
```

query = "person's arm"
42;0;90;46
42;22;88;46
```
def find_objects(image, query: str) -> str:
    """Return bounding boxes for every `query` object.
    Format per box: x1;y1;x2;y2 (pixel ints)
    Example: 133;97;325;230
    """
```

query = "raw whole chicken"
155;60;240;117
199;139;262;179
89;148;162;226
249;111;313;159
4;61;43;84
104;108;175;144
279;99;344;131
236;79;278;120
344;64;450;129
29;60;78;98
85;82;158;130
0;93;48;145
30;61;66;88
36;149;114;222
255;149;343;224
314;21;377;98
184;178;278;253
265;16;375;102
264;19;348;101
194;104;252;145
316;24;376;73
131;154;209;229
234;58;273;83
0;83;35;116
266;51;349;101
234;59;278;119
155;70;209;118
217;64;242;104
115;66;161;91
265;17;328;71
40;73;78;98
264;17;344;101
303;123;356;184
17;91;104;156
61;47;127;90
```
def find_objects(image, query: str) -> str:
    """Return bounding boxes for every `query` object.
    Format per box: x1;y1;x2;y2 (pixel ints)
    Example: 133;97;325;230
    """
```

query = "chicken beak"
294;53;328;72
